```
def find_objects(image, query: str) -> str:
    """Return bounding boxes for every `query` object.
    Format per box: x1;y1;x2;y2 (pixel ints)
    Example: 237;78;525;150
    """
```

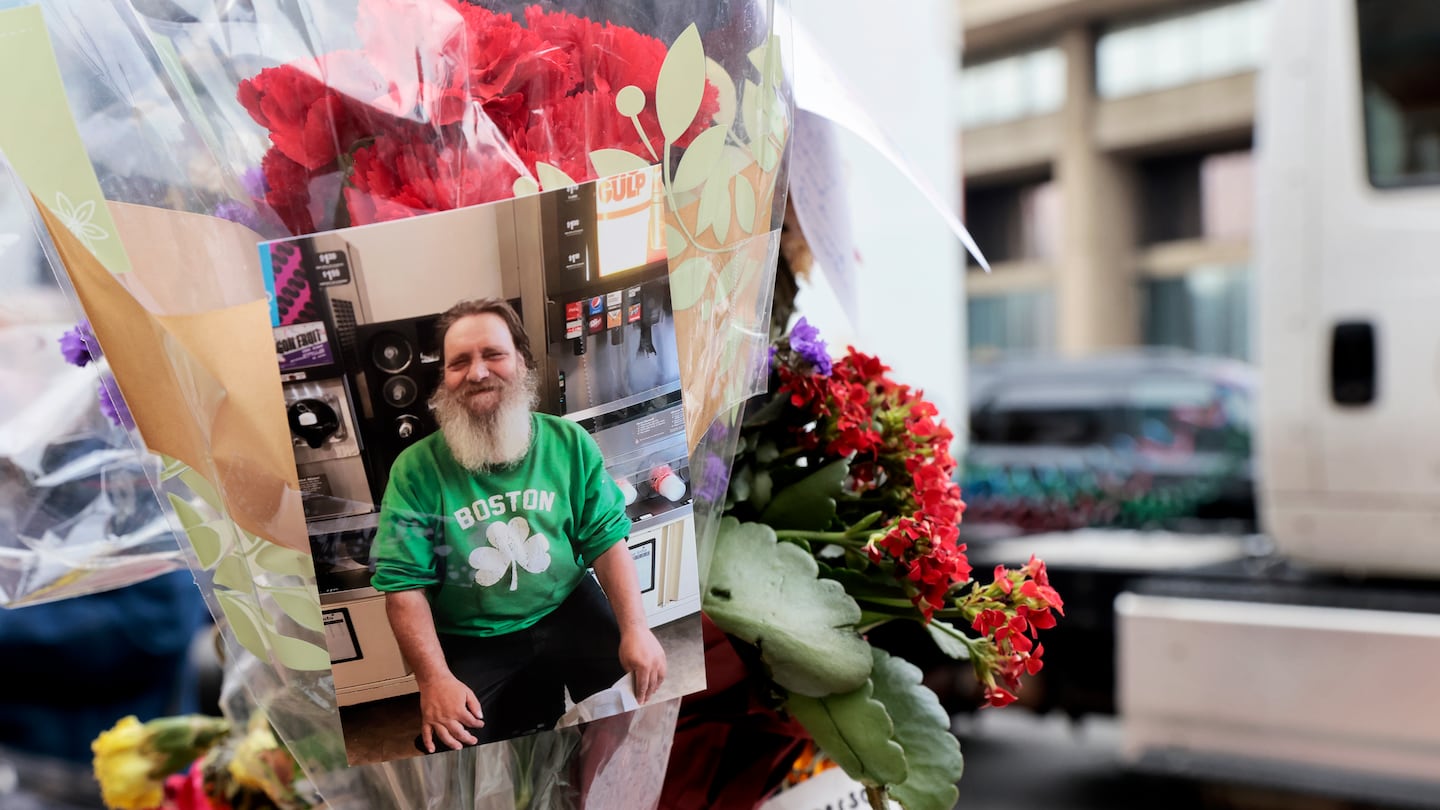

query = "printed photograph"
258;167;705;765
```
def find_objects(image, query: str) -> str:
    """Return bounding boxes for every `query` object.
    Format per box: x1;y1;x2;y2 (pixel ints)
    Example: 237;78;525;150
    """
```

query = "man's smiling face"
441;312;523;416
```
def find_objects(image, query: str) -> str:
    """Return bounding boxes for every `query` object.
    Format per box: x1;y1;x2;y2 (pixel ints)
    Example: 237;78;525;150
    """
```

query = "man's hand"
619;626;667;703
417;673;484;753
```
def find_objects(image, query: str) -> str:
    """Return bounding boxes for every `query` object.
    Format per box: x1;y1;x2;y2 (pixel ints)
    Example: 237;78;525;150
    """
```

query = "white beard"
430;368;537;472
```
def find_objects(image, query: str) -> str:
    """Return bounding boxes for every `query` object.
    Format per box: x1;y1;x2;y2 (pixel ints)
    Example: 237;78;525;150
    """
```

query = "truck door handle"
1330;321;1376;406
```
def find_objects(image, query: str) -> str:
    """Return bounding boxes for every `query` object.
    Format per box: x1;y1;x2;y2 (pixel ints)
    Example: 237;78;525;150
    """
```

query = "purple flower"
59;321;99;366
788;317;831;376
240;165;268;200
98;374;134;429
213;200;263;230
693;454;733;504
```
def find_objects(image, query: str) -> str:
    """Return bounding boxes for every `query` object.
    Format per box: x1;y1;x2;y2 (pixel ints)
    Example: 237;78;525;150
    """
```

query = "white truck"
1117;0;1440;803
968;0;1440;804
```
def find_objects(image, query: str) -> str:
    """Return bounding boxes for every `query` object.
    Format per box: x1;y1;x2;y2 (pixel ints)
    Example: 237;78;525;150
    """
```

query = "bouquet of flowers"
91;712;308;810
676;317;1062;810
3;0;790;806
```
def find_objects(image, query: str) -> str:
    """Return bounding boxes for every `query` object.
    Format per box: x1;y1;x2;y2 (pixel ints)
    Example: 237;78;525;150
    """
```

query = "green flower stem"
853;594;921;609
772;529;867;547
848;510;886;533
771;511;885;547
865;785;889;810
663;145;742;257
926;615;984;655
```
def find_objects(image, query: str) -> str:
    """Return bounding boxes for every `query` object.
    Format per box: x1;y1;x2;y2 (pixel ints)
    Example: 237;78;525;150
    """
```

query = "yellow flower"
91;716;163;810
227;719;296;803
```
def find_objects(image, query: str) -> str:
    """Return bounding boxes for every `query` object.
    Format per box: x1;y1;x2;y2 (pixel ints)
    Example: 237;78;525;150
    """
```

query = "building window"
1096;0;1268;99
968;290;1056;358
1357;0;1440;188
964;179;1062;267
1142;265;1251;360
959;47;1065;129
1139;150;1253;244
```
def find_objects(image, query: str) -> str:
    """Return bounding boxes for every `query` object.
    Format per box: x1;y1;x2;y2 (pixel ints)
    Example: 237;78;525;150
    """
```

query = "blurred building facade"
959;0;1267;361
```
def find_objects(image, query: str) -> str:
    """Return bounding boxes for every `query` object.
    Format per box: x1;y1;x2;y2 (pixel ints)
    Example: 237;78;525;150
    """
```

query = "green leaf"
216;590;269;660
719;252;756;301
712;177;731;243
668;256;711;311
268;586;325;632
160;456;188;482
760;459;849;531
728;464;752;502
704;518;871;696
758;133;783;173
742;392;790;427
213;555;252;592
657;24;706;143
671;125;728;192
696;178;718;236
751;469;774;512
666;224;688;259
734;174;757;235
748;36;779;74
870;650;964;810
741;80;763;147
167;493;221;569
265;626;333;671
705;58;738;130
823;567;909;603
924;620;973;661
860;610;899;628
589;148;653;178
535;162;577;191
177;468;222;511
253;542;316;579
786;680;907;788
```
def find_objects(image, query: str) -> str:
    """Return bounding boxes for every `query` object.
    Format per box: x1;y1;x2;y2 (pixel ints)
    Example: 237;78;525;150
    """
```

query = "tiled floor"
340;613;706;766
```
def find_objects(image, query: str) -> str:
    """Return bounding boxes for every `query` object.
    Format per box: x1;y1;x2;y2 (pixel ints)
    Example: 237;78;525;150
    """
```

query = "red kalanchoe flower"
983;684;1018;708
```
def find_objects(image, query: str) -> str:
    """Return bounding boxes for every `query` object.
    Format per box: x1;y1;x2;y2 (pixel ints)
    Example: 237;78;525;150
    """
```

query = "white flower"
54;191;109;250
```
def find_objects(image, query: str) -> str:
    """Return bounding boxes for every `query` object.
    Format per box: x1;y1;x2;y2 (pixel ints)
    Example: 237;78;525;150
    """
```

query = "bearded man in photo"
371;298;666;752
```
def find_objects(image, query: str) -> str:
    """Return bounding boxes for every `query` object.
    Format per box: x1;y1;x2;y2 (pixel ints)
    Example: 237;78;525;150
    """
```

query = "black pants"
433;576;626;746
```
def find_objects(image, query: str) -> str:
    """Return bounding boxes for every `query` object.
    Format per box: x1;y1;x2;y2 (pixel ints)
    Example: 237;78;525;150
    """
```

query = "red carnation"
451;0;571;123
345;135;521;225
260;148;318;235
239;61;367;171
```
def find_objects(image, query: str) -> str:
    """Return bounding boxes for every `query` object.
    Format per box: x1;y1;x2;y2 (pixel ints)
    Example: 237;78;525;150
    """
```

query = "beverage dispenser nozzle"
650;465;687;502
288;399;341;449
615;476;639;506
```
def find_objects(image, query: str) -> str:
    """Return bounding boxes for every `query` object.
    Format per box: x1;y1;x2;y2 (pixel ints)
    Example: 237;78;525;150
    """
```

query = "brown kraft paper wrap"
35;197;307;553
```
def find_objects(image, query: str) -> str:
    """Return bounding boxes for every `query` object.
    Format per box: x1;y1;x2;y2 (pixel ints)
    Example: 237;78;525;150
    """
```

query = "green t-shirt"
370;412;630;637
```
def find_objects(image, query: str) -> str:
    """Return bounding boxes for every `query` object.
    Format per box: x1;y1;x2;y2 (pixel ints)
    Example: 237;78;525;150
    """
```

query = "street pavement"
952;709;1421;810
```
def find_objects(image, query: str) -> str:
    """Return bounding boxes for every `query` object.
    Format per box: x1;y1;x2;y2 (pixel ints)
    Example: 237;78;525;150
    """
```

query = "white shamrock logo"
469;516;552;590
